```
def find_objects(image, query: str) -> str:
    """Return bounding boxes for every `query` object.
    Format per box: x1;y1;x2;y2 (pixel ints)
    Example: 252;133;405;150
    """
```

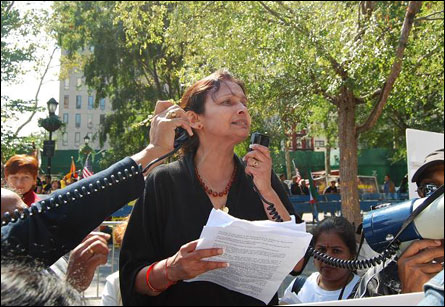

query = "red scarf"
22;190;41;207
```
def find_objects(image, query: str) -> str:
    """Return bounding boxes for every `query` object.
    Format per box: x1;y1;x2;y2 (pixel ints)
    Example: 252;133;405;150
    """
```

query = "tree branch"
258;1;291;26
14;46;58;137
308;71;337;106
357;1;423;135
258;1;349;82
414;10;444;22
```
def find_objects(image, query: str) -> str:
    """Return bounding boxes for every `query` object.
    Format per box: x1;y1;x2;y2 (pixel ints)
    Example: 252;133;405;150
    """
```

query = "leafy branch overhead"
50;1;443;226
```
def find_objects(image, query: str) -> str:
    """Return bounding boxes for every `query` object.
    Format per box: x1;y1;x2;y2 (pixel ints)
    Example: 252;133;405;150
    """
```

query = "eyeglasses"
417;183;439;198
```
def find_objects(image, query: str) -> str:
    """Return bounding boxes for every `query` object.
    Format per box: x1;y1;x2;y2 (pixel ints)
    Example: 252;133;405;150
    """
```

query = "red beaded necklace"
195;165;237;197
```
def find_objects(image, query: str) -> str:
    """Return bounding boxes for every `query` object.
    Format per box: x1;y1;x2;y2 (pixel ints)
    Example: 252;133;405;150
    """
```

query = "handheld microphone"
249;132;283;222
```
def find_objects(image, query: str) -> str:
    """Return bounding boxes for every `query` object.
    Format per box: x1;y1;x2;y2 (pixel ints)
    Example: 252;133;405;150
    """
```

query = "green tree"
161;1;439;227
1;1;53;162
51;1;187;168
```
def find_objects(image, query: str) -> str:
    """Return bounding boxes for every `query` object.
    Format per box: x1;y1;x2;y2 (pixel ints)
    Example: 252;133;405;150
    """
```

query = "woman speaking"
120;70;298;305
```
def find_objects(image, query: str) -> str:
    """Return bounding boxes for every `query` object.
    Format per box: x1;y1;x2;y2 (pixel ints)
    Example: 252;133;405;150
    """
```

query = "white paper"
185;209;312;304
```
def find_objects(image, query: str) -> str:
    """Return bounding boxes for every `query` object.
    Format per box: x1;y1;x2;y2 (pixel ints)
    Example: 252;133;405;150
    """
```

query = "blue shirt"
418;270;444;306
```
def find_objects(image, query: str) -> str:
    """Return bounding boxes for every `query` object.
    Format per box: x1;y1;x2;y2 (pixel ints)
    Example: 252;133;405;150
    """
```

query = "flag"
308;168;321;223
292;160;302;182
308;169;320;204
82;154;94;178
64;156;78;181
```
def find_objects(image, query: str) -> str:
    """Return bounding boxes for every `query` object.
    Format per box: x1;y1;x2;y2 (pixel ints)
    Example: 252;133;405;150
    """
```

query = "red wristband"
146;262;164;293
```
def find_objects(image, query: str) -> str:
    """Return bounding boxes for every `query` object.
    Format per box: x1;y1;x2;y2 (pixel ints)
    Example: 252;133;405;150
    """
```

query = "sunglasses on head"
417;183;439;198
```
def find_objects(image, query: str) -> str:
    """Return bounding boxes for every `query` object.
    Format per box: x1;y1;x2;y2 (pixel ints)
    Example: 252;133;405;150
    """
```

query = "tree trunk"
325;144;331;178
337;87;362;230
284;140;292;180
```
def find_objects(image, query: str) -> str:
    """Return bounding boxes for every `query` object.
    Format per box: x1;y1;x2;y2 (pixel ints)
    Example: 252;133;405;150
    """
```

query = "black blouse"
120;152;299;306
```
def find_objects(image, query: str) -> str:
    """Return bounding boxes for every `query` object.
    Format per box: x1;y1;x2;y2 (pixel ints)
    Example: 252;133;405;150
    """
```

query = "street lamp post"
39;98;62;176
81;134;93;167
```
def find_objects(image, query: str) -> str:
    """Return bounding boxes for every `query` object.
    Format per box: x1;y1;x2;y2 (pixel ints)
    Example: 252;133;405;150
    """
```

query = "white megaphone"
363;191;444;253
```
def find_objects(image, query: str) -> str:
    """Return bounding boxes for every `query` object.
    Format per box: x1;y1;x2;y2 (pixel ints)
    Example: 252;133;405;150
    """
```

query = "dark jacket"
120;153;299;306
1;157;145;267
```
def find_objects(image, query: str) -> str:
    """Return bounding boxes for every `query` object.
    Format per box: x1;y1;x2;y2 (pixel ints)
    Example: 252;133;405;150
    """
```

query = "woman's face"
197;81;251;143
314;231;354;282
6;171;36;195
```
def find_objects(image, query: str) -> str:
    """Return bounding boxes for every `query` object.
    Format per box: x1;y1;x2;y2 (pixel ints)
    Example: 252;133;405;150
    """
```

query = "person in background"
279;174;290;196
398;174;408;195
102;216;130;306
324;180;338;194
42;174;52;194
353;148;444;298
383;174;396;199
399;148;444;294
300;180;310;195
4;154;40;206
50;179;61;193
290;176;302;195
281;217;360;304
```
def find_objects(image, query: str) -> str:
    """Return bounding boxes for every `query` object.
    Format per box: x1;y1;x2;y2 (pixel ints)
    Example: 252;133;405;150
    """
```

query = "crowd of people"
1;70;443;306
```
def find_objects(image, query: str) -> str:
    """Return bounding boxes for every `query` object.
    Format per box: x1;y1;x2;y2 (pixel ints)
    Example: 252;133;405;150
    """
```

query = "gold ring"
167;111;177;119
252;160;259;168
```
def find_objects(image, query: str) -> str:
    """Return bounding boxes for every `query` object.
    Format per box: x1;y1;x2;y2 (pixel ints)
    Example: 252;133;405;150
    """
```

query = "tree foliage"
50;2;443;204
51;1;188;168
1;1;51;162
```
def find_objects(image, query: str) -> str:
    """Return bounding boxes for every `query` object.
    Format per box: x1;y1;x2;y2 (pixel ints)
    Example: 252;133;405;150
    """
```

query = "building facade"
56;69;112;151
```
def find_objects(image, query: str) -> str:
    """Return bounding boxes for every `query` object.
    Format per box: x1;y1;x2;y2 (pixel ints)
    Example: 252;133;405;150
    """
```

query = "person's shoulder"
305;272;319;284
145;157;187;185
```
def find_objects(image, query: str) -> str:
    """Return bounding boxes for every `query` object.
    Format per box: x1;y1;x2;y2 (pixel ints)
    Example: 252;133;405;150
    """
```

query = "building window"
75;132;80;146
88;96;94;110
76;95;82;109
87;114;93;129
63;95;69;109
100;114;106;125
64;79;69;90
99;98;105;110
63;113;69;124
75;114;81;128
62;132;68;146
76;77;82;89
315;140;325;148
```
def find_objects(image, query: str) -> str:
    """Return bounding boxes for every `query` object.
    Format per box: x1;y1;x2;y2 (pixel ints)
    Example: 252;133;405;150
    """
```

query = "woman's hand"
167;240;229;281
131;100;193;173
243;144;273;194
66;232;110;292
149;100;193;154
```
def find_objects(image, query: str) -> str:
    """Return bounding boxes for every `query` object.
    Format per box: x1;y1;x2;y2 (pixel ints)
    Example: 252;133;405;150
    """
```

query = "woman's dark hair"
311;217;357;258
1;260;84;306
179;69;246;155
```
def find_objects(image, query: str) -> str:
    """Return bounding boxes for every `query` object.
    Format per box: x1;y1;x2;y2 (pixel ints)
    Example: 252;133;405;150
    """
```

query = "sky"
2;1;60;137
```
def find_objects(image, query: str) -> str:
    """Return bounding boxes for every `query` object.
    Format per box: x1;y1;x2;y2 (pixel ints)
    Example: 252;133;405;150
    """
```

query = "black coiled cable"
252;183;284;222
307;241;400;270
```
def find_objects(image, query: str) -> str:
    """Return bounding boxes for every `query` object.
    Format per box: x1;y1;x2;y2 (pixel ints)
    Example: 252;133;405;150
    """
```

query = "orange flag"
64;156;78;180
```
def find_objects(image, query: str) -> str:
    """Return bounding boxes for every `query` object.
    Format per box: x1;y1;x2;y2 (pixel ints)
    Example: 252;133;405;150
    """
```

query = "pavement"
83;213;322;305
